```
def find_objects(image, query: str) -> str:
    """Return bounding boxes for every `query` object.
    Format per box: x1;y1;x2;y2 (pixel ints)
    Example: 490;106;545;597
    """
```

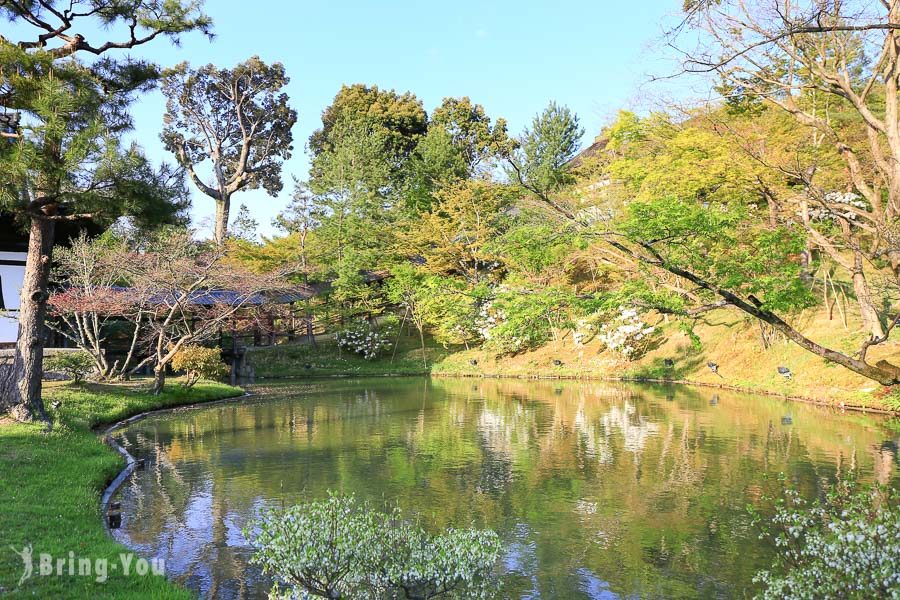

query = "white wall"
0;251;26;344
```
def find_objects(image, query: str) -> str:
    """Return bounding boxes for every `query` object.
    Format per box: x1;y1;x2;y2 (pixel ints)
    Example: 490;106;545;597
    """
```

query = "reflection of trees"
111;378;898;599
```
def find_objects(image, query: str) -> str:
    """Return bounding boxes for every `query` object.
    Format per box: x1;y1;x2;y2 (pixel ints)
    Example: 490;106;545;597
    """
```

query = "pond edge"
97;390;253;535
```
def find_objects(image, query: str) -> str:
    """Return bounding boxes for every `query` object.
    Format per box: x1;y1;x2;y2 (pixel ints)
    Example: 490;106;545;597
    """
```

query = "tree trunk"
152;365;166;395
418;324;427;369
850;252;885;338
213;195;231;247
6;216;55;422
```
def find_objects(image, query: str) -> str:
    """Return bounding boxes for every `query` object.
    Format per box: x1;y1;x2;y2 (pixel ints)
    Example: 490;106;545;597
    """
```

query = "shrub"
246;493;502;599
751;473;900;599
335;320;396;360
44;351;95;383
170;345;227;388
480;286;575;355
593;307;658;361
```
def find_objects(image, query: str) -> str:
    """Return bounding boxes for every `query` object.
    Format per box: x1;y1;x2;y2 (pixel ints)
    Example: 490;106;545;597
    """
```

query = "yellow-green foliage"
171;345;227;388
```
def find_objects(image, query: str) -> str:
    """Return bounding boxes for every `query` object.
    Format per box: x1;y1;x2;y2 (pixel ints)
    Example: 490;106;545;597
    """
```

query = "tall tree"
405;97;512;211
506;102;583;215
0;2;209;421
429;96;512;177
161;56;296;246
309;84;426;205
670;0;900;338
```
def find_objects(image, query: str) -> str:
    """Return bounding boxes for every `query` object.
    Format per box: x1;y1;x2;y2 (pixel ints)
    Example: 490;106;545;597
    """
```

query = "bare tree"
47;233;151;380
669;0;900;339
161;57;297;246
117;230;291;393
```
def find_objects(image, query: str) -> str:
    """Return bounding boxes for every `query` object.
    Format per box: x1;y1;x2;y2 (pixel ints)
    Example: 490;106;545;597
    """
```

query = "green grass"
0;379;242;599
247;336;451;379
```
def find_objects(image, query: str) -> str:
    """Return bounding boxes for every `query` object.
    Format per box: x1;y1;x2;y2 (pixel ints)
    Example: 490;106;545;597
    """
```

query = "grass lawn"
0;379;243;598
247;333;452;379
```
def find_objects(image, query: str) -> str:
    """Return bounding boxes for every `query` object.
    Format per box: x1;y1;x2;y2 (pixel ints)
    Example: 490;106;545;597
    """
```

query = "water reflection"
112;378;899;599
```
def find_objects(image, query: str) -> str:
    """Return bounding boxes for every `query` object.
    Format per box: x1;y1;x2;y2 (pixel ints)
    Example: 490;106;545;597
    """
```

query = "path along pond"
110;378;900;599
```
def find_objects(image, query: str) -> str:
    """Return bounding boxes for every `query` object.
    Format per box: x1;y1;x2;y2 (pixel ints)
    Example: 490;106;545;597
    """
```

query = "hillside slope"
432;308;900;411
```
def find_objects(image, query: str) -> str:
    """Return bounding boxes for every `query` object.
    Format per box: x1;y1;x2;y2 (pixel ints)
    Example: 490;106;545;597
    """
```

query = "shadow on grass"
625;343;707;381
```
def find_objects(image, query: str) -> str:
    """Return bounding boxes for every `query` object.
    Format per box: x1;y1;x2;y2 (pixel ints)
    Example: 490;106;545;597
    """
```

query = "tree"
229;203;259;243
430;97;512;176
386;264;429;368
309;83;427;183
0;2;209;421
506;102;583;214
670;0;900;339
170;345;226;388
115;229;288;394
399;180;513;284
247;494;502;600
599;196;900;386
47;232;151;380
161;56;296;246
405;97;512;212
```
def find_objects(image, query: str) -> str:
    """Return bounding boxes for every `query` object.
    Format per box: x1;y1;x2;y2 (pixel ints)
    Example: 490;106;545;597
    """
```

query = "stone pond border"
97;391;252;534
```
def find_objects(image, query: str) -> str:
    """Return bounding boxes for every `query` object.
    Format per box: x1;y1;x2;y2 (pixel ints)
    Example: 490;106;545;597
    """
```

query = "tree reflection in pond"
111;378;900;599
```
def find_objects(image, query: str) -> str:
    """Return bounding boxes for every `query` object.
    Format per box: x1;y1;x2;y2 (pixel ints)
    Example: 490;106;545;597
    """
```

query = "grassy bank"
430;308;900;412
242;307;900;411
0;380;243;598
247;334;450;379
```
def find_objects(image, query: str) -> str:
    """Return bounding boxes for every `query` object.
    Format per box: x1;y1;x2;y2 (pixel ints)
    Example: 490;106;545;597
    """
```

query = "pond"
110;378;899;599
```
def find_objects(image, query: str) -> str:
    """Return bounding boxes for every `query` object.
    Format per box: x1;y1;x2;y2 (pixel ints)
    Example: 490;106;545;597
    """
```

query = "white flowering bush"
335;320;396;360
804;191;869;222
246;493;502;600
752;474;900;599
595;307;657;360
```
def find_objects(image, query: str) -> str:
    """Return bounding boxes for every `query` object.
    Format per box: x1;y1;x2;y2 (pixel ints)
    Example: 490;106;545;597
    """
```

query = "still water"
111;378;899;599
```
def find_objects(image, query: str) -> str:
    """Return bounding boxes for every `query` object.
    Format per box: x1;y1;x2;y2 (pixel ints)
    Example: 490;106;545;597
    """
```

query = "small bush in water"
751;473;900;599
245;493;502;599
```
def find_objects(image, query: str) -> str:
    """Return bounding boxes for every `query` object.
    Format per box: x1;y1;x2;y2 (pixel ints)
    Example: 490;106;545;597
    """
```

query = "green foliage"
44;351;95;383
229;203;260;243
309;83;427;200
170;345;227;388
0;45;189;227
483;286;576;355
161;56;296;196
417;277;487;348
507;102;583;200
490;224;580;283
621;197;815;313
751;474;900;599
246;493;502;600
429;96;512;176
399;180;513;283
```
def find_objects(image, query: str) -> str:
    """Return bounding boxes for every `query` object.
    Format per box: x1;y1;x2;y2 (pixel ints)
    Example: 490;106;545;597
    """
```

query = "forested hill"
226;84;898;409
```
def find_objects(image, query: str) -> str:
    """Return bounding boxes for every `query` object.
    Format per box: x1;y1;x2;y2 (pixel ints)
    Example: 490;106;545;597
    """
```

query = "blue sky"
123;0;681;237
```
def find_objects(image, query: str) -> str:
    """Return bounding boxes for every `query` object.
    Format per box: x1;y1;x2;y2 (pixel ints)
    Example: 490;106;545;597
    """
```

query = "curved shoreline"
97;391;251;534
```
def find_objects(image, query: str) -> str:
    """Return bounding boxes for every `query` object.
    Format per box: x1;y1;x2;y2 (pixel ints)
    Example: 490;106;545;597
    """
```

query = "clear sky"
124;0;682;238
